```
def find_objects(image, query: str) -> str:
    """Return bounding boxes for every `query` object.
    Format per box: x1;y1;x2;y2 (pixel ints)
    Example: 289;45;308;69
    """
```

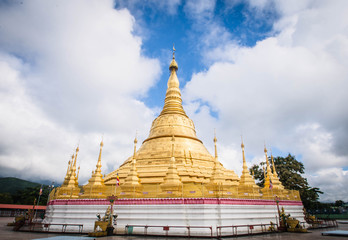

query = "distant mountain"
0;177;41;194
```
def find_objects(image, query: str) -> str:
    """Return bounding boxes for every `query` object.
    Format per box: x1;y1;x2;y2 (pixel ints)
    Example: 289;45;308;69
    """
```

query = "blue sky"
121;1;279;109
0;0;348;202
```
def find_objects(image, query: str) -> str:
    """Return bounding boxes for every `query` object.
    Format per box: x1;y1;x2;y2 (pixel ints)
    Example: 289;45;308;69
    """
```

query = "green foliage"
0;177;55;205
12;186;49;206
335;200;344;207
0;177;40;194
249;154;323;210
0;192;13;204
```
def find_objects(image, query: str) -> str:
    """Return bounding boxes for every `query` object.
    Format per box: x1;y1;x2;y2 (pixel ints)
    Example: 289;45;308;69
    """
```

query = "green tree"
250;154;323;209
335;200;344;207
0;192;14;203
12;185;49;205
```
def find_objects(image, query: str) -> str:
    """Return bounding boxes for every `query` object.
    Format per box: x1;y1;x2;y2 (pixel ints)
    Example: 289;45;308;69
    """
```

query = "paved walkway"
1;217;348;240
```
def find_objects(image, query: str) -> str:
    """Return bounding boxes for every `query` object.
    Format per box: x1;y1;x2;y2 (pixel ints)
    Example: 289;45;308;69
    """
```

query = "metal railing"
216;223;278;238
125;224;213;237
312;219;338;228
29;222;84;233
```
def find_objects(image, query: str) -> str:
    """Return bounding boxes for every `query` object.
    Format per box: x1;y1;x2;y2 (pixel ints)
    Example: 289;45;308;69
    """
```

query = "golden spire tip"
169;45;178;71
134;130;138;144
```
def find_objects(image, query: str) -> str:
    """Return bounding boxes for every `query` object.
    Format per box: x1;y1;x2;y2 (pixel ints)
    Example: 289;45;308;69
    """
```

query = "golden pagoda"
103;49;240;198
262;146;285;198
237;138;261;198
159;135;183;197
55;147;80;199
120;137;142;198
81;140;106;199
51;48;301;202
205;134;239;198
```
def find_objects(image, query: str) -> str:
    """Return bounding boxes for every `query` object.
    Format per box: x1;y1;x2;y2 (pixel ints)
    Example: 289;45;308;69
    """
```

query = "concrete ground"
1;217;348;240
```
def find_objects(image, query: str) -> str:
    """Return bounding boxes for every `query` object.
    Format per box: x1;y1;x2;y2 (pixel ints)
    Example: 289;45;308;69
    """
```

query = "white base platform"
43;198;304;236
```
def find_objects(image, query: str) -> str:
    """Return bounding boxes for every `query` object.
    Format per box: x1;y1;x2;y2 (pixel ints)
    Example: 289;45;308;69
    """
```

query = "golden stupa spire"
268;149;284;190
238;137;261;198
264;145;270;167
160;135;182;197
122;137;140;188
81;140;106;199
76;165;81;181
63;155;74;186
56;147;80;199
160;46;186;116
263;145;272;188
133;135;137;162
68;154;74;175
241;136;246;169
209;133;225;184
262;165;266;179
73;146;79;186
270;150;278;178
95;140;103;175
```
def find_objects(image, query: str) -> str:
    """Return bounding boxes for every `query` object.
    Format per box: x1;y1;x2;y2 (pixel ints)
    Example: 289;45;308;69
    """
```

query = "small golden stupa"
81;140;106;199
51;48;300;201
54;147;81;199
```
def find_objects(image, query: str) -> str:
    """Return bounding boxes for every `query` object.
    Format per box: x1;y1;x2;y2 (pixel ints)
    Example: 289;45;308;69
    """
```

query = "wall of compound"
44;198;304;235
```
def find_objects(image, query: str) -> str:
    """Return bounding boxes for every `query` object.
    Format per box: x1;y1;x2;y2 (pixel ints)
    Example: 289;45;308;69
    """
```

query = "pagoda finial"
67;160;71;174
172;43;176;59
241;135;245;149
241;136;246;168
67;155;73;174
76;165;81;180
169;45;178;71
71;146;79;176
133;135;138;159
73;146;79;168
263;143;273;189
264;144;269;166
95;139;103;174
271;151;278;177
214;129;218;160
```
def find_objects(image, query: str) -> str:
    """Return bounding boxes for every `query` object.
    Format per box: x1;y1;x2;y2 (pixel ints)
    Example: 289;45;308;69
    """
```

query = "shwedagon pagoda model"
49;51;301;202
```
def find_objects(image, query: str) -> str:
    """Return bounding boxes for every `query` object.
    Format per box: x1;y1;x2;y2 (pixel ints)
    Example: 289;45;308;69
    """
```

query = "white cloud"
309;168;348;202
184;0;216;20
183;0;348;201
0;0;160;182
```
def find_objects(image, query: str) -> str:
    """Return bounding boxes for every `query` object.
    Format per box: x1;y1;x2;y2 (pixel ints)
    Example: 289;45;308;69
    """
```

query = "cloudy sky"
0;0;347;202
